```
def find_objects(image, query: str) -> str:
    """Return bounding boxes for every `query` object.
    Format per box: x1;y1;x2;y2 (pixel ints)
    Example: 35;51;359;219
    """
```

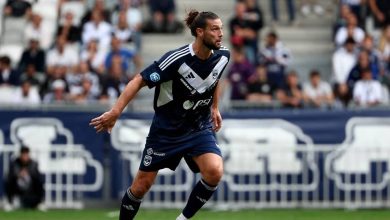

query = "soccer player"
90;9;230;220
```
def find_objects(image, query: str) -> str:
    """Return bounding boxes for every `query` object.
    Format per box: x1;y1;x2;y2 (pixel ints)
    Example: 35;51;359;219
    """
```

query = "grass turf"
1;209;390;220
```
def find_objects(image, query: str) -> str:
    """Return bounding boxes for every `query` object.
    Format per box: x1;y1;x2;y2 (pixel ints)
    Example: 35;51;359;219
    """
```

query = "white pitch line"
106;211;119;218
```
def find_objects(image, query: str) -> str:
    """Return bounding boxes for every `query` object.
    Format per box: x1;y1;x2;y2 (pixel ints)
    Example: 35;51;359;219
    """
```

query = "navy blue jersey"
141;43;230;139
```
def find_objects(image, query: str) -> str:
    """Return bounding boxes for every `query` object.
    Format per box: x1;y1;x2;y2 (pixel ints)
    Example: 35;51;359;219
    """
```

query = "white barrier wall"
1;112;390;209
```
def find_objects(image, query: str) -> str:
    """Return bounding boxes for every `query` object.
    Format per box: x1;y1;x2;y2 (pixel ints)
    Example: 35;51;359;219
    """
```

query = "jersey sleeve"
140;50;179;88
217;47;231;80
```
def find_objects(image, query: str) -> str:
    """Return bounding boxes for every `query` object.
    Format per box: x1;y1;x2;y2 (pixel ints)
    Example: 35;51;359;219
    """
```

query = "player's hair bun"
185;9;199;28
185;10;218;37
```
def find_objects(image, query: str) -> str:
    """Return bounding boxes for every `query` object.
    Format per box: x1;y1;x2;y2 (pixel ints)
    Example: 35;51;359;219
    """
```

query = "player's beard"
203;38;219;50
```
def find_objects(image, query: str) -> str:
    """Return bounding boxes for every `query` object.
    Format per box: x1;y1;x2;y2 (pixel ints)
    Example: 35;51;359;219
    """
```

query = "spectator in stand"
340;0;367;28
230;0;263;64
270;0;296;25
347;50;373;90
66;61;100;100
360;35;383;79
24;13;45;47
46;36;79;76
112;10;134;44
246;64;274;104
353;68;383;107
80;39;106;75
18;38;46;73
145;0;182;33
258;31;291;89
19;63;45;87
332;37;357;107
82;10;112;51
40;65;69;99
43;79;69;103
56;11;82;44
225;46;255;100
3;0;32;18
368;0;390;28
0;56;20;86
303;70;334;108
112;0;142;31
379;24;390;71
100;62;127;102
334;13;365;47
3;146;44;211
276;70;303;108
332;37;358;85
80;0;111;27
13;80;41;105
104;36;142;80
69;77;97;103
112;0;143;51
333;4;353;39
379;24;390;89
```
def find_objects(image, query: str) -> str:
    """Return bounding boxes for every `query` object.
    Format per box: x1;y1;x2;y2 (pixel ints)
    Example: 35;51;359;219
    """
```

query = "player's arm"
211;82;222;132
90;73;146;133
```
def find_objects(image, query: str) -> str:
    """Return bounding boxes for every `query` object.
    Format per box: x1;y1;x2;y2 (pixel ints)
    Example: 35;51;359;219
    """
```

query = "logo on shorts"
150;72;160;82
146;148;153;155
143;155;152;166
183;100;194;110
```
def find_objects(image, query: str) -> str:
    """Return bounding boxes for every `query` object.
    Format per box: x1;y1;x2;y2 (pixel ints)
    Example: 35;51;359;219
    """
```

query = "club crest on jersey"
150;72;160;82
143;155;152;166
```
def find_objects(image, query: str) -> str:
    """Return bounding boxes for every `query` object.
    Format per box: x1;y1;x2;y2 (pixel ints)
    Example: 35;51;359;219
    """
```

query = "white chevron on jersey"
178;55;229;94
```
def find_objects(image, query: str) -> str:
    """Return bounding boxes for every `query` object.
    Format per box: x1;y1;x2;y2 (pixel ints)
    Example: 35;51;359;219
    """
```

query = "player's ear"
196;27;204;37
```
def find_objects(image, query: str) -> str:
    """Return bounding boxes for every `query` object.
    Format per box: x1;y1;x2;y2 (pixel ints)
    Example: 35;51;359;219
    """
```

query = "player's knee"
202;164;223;185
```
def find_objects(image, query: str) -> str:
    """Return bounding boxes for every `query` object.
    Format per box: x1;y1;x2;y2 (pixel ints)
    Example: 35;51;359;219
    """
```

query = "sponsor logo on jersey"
183;100;195;110
185;71;195;80
146;148;153;155
150;72;160;82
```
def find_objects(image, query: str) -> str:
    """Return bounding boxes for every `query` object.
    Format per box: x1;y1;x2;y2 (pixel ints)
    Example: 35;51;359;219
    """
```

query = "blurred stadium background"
1;0;390;219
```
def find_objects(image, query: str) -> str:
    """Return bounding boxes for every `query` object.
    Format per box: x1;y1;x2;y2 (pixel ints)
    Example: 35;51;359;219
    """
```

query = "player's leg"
178;153;223;220
119;170;158;220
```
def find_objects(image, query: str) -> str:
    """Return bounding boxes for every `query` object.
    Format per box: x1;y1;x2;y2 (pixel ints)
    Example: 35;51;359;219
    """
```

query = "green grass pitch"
1;209;390;220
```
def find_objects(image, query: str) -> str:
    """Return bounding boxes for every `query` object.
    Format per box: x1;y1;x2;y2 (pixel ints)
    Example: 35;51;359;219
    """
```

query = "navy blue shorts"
139;129;221;173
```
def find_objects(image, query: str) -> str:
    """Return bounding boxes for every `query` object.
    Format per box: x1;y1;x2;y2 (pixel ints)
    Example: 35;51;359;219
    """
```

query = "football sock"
182;179;218;219
119;188;142;220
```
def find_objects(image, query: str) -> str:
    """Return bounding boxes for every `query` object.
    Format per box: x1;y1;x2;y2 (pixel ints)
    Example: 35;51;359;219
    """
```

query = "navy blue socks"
119;189;142;220
182;179;218;219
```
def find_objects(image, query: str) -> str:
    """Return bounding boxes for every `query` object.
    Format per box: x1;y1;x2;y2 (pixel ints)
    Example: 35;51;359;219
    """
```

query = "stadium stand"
0;0;334;109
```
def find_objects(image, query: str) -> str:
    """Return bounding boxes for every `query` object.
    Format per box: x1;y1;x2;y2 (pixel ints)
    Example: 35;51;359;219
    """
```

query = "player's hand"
89;109;120;134
211;107;222;132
